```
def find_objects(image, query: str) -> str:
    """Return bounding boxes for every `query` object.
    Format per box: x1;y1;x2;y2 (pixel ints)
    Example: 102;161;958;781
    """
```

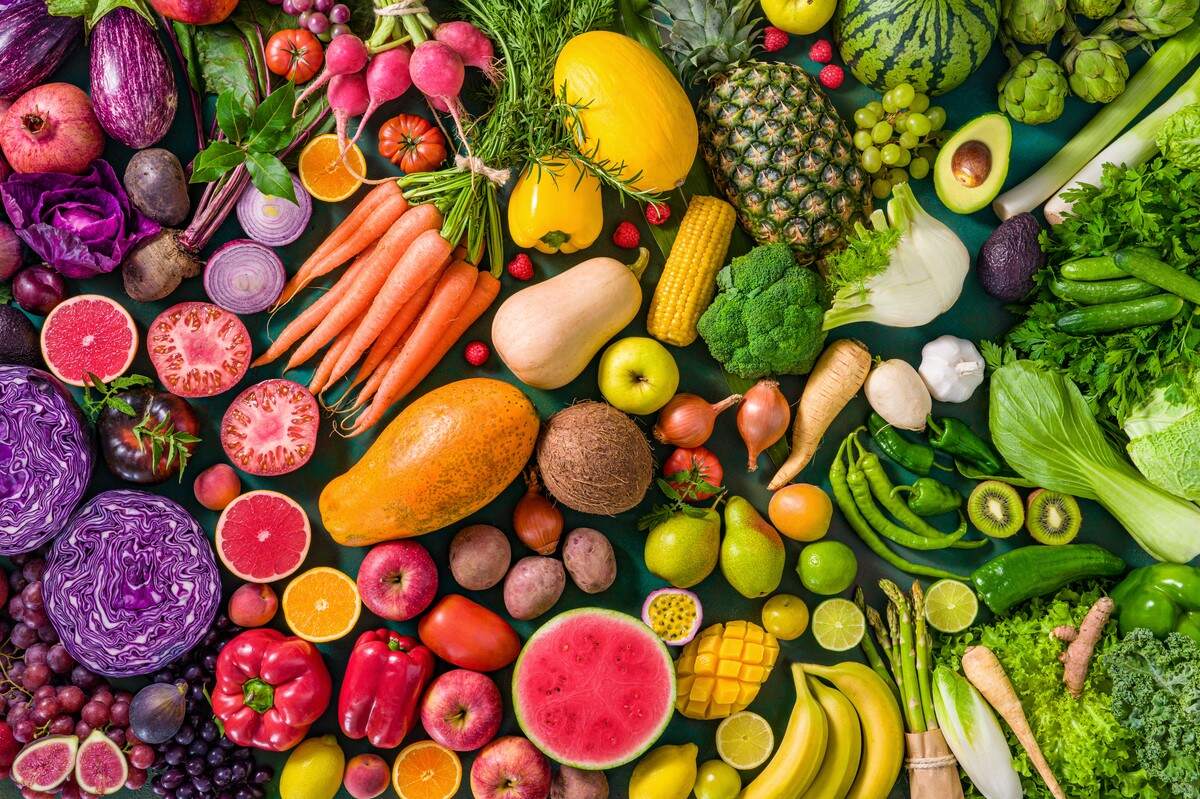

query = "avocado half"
934;113;1012;215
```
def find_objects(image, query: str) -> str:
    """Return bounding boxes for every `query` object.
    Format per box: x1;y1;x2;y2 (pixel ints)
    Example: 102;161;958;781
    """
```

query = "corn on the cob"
647;196;737;347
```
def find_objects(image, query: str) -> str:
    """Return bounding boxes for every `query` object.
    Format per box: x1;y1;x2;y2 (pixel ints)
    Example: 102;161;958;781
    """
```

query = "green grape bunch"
851;83;949;200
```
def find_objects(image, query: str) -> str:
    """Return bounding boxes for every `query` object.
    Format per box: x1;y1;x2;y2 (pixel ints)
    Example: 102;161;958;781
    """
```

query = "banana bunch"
741;662;904;799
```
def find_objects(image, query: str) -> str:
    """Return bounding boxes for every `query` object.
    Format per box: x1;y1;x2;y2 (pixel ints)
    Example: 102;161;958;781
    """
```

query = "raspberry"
645;202;671;226
818;63;845;90
808;39;833;64
762;26;789;53
464;341;490;366
506;253;534;281
612;221;641;249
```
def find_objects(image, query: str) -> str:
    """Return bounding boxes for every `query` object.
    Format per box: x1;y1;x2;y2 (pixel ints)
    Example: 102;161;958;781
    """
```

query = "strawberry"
506;253;534;281
818;64;845;90
612;221;641;249
645;202;671;225
464;341;490;366
808;39;833;64
762;26;789;53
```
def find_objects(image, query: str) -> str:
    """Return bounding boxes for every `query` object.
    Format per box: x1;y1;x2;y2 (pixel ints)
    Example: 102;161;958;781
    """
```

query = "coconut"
536;402;653;515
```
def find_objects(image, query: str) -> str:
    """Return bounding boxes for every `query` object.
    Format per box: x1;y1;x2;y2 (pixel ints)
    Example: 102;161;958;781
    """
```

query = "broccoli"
696;243;827;379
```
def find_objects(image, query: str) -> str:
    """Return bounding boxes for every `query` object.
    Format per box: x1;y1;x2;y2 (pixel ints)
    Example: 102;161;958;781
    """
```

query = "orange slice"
282;566;361;642
392;741;461;799
298;133;365;202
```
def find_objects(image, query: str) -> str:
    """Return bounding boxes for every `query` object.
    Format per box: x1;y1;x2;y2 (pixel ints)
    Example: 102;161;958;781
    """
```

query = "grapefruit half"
39;295;137;387
215;490;311;583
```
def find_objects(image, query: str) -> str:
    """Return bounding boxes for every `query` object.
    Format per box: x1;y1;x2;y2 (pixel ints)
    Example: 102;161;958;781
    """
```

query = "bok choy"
932;666;1021;799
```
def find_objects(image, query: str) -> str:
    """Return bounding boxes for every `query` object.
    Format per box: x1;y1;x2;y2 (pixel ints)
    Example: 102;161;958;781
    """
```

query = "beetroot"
0;83;104;175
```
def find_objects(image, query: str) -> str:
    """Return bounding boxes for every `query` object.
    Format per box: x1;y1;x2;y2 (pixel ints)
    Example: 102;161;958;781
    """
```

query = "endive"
932;666;1021;799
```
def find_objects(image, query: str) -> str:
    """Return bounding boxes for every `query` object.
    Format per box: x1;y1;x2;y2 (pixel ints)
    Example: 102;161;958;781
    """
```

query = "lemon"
629;743;698;799
812;598;866;652
716;711;775;770
924;579;979;633
280;735;345;799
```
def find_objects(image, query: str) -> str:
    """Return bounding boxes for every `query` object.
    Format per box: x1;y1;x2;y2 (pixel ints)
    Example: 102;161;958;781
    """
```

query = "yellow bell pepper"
507;157;603;254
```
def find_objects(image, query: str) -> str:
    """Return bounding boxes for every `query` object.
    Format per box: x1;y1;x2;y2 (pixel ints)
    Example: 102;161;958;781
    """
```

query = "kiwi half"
1025;489;1082;545
967;481;1024;538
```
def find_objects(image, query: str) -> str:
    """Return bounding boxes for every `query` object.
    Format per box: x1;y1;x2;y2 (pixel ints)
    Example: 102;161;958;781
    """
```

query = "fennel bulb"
932;666;1021;799
822;183;969;330
990;360;1200;562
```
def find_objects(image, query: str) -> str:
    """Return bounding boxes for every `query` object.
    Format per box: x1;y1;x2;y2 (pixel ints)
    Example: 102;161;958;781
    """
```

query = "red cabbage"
0;366;92;555
44;490;221;677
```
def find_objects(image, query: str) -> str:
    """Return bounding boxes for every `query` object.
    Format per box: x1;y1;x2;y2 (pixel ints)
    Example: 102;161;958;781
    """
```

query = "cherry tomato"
663;447;724;501
266;29;324;84
417;595;520;672
377;114;448;174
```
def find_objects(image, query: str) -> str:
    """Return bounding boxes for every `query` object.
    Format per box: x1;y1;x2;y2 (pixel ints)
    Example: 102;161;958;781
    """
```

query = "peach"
227;583;277;628
344;753;390;799
193;464;240;511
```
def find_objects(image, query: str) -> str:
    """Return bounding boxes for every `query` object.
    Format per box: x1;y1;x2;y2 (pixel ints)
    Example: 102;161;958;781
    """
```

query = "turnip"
329;71;369;155
292;32;368;114
433;21;498;83
348;46;412;147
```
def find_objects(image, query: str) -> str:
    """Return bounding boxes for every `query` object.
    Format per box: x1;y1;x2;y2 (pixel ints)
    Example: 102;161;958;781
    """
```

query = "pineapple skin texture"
675;620;781;720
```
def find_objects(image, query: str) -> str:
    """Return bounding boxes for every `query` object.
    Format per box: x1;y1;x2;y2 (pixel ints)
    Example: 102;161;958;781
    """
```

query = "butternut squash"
319;378;538;546
492;248;648;390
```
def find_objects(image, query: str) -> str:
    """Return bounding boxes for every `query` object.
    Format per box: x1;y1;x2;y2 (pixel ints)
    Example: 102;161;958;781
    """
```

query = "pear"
720;496;786;598
644;509;720;588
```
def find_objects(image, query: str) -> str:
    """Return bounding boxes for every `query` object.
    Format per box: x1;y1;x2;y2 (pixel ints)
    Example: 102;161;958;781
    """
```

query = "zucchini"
1055;294;1184;334
1114;248;1200;304
971;544;1126;614
1060;255;1125;281
1048;275;1158;305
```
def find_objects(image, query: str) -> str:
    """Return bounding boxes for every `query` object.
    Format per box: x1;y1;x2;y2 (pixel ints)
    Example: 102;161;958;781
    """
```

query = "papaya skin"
320;379;539;546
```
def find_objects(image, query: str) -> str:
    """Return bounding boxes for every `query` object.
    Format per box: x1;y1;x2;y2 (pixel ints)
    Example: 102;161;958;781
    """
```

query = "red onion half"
235;173;311;246
203;239;286;315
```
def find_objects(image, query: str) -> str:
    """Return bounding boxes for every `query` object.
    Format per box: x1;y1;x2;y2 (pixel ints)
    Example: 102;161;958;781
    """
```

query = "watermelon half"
512;608;675;769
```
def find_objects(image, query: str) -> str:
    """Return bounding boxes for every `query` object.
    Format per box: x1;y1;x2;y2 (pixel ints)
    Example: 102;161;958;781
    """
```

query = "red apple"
148;0;238;24
343;753;390;799
470;737;551;799
357;540;438;621
420;669;502;752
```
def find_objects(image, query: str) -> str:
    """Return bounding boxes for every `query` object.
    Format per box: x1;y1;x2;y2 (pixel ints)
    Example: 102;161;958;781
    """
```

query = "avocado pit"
951;140;992;188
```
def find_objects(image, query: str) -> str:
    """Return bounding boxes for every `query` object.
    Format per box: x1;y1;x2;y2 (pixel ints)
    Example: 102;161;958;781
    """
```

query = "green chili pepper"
867;413;935;475
926;415;1004;475
892;478;961;517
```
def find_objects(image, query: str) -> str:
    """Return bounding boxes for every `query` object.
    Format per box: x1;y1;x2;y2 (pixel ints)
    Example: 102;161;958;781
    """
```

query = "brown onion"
737;380;791;471
653;393;741;448
512;470;563;555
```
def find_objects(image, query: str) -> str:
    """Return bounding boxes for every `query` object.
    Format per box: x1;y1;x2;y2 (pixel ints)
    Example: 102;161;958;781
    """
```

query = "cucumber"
971;544;1126;614
1048;275;1158;305
1055;294;1184;334
1114;249;1200;304
1060;255;1124;281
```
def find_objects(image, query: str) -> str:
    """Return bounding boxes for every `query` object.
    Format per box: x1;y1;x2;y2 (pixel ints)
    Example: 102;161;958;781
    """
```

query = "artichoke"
1112;0;1199;37
1003;0;1068;44
998;50;1069;125
1062;35;1130;103
1069;0;1121;17
1157;103;1200;169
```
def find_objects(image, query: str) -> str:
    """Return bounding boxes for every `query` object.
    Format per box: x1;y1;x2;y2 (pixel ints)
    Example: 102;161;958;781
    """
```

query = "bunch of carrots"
255;181;500;435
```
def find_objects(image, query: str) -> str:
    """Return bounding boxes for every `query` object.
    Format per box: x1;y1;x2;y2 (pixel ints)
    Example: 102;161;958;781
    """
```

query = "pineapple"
657;0;871;263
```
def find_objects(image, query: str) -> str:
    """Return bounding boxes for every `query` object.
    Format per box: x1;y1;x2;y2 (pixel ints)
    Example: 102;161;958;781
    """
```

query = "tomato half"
417;595;520;672
147;302;251;398
664;446;724;501
377;114;448;174
221;379;319;476
266;29;324;84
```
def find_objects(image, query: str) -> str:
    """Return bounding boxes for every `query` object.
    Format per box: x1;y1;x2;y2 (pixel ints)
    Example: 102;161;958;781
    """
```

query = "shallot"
512;471;563;555
737;379;791;471
653;393;742;448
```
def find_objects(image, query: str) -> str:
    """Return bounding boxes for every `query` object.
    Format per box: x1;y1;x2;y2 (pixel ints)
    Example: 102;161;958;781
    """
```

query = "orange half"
299;133;365;203
392;741;462;799
281;566;361;642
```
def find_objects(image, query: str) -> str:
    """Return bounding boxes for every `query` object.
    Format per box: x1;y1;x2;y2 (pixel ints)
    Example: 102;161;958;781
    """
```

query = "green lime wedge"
811;598;865;652
924;579;979;633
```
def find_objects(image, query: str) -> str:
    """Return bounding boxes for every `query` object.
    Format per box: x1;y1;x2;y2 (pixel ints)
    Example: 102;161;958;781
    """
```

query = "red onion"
737;379;791;471
235;173;311;246
203;239;285;315
12;265;65;315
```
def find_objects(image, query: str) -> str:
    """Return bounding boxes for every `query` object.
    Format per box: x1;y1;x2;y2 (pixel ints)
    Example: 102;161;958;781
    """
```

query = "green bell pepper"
891;477;961;516
1111;563;1200;643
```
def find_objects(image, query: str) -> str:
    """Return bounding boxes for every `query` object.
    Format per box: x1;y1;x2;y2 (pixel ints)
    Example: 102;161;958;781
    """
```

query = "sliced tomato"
221;379;319;476
147;302;251;398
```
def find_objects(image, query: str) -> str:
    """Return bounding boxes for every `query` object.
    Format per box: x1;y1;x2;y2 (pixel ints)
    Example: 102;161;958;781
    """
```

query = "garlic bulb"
919;335;985;403
864;359;931;431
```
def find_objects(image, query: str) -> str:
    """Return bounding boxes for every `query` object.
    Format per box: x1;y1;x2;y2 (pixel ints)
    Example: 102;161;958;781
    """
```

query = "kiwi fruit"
967;481;1024;538
1025;489;1081;545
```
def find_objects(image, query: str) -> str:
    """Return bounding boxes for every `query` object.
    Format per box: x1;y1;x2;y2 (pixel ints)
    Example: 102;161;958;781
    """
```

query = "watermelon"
512;608;675;769
834;0;1000;96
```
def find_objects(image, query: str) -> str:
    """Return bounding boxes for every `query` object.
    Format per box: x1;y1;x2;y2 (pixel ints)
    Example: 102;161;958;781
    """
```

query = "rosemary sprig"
80;373;155;424
132;410;201;481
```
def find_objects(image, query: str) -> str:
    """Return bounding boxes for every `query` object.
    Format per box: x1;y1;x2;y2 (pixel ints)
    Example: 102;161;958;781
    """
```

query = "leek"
932;666;1021;799
994;21;1200;221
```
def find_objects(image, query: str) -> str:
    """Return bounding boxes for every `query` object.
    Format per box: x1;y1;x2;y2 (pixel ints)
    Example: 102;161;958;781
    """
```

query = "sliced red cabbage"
44;490;221;677
204;239;286;315
235;173;311;246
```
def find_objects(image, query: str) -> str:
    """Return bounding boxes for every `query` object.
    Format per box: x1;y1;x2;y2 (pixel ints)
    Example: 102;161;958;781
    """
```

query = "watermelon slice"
39;295;137;387
215;490;311;583
513;608;674;769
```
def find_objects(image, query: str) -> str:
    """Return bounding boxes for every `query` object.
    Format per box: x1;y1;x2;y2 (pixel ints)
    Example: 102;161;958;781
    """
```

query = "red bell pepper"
338;629;435;749
211;629;331;752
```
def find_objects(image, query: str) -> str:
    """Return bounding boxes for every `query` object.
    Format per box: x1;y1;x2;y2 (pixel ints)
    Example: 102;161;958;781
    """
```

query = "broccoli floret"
696;244;827;379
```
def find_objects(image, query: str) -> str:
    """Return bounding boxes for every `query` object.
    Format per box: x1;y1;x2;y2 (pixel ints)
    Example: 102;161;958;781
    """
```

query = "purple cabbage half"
44;490;221;677
0;0;82;100
89;8;177;149
0;366;92;555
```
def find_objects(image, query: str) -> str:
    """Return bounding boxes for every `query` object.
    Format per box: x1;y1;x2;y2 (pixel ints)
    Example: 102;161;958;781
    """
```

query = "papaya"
320;379;539;546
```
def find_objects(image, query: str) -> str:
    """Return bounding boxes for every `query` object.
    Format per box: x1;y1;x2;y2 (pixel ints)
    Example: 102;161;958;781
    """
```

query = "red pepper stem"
242;678;275;714
388;638;403;651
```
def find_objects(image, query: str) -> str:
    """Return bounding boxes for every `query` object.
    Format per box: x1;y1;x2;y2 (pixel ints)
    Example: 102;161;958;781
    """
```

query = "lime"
693;759;741;799
715;712;774;770
924;579;979;633
797;541;858;595
812;598;865;651
761;594;809;641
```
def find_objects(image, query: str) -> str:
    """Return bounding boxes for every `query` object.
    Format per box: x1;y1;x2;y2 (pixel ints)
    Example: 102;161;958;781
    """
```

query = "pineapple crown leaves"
654;0;761;82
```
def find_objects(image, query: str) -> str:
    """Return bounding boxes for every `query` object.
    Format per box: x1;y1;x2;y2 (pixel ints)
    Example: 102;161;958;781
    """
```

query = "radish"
349;46;412;147
433;21;498;83
293;33;368;115
329;71;369;155
410;40;466;131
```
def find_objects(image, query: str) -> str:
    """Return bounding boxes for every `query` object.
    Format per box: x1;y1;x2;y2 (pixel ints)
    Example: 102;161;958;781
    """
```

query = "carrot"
349;262;480;435
252;243;378;368
310;320;359;394
768;339;872;490
283;205;443;371
961;646;1067;799
339;269;443;389
328;229;454;382
347;331;409;412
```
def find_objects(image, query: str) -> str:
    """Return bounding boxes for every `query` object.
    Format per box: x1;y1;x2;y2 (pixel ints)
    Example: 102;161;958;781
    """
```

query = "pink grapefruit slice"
39;295;137;387
215;490;311;583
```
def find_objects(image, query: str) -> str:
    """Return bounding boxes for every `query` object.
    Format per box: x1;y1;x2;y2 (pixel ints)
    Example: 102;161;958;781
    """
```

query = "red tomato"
377;114;448;174
221;379;319;477
418;595;520;672
266;29;324;84
663;447;724;501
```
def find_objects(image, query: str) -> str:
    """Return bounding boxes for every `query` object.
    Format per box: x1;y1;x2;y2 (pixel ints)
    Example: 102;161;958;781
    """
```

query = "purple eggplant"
0;0;82;100
89;7;177;149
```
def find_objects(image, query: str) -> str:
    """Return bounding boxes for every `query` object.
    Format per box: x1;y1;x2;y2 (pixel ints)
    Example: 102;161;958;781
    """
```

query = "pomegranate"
147;0;238;24
0;100;11;182
0;84;104;175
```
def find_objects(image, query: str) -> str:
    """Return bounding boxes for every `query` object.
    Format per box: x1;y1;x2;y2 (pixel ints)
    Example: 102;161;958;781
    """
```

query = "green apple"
598;337;680;415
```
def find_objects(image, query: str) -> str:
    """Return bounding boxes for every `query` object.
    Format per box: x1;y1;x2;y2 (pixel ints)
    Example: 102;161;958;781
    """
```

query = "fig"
129;682;186;745
74;730;127;795
11;735;78;792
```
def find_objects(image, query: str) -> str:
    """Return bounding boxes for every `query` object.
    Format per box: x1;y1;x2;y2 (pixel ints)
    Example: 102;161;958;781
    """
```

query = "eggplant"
89;7;177;149
0;0;82;100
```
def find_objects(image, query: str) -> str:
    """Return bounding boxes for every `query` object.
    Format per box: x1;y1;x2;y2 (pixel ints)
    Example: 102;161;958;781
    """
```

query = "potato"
551;766;608;799
503;556;565;621
124;148;190;226
562;528;616;594
450;525;511;590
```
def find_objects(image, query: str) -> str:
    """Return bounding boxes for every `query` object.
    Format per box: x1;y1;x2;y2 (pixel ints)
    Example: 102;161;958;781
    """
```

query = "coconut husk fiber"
905;729;964;799
536;401;653;515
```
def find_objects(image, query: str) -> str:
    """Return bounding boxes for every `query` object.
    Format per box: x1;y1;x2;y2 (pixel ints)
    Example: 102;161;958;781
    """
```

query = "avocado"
934;113;1012;215
979;213;1045;301
0;304;40;367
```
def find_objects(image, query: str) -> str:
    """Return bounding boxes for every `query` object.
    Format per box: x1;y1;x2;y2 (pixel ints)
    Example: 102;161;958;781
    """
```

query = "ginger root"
1052;596;1115;699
